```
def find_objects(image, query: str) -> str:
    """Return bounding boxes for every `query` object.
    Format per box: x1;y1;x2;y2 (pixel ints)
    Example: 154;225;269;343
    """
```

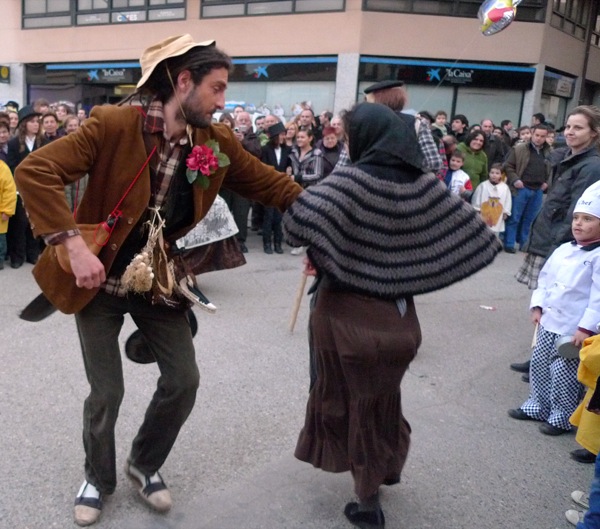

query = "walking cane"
288;272;308;333
531;322;539;349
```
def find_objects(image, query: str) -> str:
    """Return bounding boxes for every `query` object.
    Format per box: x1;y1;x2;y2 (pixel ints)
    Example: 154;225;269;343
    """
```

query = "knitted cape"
282;166;502;299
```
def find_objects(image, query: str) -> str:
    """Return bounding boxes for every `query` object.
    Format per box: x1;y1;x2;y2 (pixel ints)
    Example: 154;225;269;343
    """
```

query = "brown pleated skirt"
295;286;421;500
181;236;246;276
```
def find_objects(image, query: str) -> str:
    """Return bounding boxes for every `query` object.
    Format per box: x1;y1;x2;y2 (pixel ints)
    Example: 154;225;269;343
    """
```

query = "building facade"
0;0;598;127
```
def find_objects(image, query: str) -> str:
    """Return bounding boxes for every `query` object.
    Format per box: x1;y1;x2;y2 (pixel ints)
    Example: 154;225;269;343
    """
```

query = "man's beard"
180;93;213;129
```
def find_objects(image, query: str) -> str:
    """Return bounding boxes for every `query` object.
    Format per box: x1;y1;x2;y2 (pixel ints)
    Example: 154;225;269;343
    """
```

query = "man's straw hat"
137;34;215;89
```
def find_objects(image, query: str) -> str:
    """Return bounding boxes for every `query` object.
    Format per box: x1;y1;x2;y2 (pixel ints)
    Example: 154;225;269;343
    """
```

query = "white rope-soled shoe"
74;480;103;526
125;459;172;512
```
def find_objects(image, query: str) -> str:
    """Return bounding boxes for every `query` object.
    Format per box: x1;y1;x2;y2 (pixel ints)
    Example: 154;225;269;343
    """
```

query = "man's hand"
62;235;106;289
541;182;548;192
514;180;524;189
531;307;542;325
1;213;8;221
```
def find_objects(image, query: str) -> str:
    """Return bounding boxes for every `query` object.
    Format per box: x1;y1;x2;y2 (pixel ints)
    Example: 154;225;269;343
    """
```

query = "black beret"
364;80;405;94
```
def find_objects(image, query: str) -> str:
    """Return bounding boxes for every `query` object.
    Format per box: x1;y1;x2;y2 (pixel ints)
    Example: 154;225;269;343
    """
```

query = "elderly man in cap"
336;80;443;174
15;35;302;526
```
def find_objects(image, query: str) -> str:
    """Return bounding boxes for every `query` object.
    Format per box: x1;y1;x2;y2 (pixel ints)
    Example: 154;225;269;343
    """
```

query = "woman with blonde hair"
63;114;81;134
284;120;298;147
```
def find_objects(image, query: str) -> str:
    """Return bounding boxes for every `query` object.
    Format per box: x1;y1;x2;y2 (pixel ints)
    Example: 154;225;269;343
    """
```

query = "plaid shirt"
417;119;444;173
335;142;351;170
46;99;188;297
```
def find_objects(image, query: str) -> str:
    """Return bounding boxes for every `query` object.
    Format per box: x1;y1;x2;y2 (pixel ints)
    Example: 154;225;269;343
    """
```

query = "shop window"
201;0;345;18
362;0;546;22
24;14;72;27
551;0;593;40
24;0;70;14
224;81;336;122
455;88;524;129
593;12;600;48
22;0;185;27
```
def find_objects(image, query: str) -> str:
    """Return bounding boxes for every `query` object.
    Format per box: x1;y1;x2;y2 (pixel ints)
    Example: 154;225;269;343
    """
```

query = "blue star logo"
87;70;99;81
253;66;269;79
426;68;441;82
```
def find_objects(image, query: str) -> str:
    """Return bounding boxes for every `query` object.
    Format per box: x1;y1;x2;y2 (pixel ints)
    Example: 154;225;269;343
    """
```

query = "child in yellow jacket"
567;334;600;527
0;160;17;269
571;335;600;454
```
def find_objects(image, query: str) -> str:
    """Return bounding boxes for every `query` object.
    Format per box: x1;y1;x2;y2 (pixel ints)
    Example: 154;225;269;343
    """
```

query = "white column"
521;63;545;125
333;53;360;116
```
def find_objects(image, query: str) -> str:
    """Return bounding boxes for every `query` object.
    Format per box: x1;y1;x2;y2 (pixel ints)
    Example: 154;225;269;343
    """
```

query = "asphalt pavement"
0;233;593;529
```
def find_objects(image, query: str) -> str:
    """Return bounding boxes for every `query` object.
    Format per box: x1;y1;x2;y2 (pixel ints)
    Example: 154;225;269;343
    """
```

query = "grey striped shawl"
282;166;502;298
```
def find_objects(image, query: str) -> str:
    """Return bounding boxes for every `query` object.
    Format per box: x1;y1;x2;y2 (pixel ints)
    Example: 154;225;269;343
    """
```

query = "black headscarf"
347;102;423;181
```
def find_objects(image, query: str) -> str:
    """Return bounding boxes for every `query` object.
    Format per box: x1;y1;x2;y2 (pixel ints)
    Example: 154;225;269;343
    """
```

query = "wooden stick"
288;272;308;333
531;322;539;349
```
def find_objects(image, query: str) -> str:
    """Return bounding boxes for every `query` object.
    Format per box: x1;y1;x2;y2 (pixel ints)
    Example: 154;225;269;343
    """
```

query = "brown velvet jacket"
15;105;302;314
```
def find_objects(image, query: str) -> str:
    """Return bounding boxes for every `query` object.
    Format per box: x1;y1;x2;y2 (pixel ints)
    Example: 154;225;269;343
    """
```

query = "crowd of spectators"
0;99;86;269
0;94;589;266
221;95;576;262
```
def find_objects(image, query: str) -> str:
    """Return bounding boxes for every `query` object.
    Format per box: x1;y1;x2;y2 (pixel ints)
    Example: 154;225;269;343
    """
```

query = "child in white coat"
508;182;600;435
472;163;512;236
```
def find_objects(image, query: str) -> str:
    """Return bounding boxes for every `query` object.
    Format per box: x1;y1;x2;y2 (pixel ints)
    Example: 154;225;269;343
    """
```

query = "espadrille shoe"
125;459;172;512
74;480;103;526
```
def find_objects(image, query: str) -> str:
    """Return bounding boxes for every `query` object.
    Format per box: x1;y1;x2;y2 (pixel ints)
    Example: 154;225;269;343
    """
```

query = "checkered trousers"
515;253;546;290
520;324;583;430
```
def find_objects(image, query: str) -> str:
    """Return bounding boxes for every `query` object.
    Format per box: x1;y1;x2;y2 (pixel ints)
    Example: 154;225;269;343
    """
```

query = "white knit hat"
574;181;600;219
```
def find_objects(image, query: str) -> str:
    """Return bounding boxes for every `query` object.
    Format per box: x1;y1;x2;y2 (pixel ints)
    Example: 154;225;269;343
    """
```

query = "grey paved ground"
0;234;592;529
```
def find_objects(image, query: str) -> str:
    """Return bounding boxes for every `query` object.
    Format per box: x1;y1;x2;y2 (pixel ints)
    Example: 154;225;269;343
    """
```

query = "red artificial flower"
185;139;231;189
187;145;219;176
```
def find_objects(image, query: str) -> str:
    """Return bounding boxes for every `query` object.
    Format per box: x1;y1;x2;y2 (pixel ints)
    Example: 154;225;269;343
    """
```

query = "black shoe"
26;257;38;265
508;408;537;421
239;242;248;253
344;502;385;529
274;244;283;254
539;422;570;436
382;475;400;486
510;360;530;373
263;244;273;254
522;374;530;383
504;247;516;254
10;260;23;269
571;448;597;464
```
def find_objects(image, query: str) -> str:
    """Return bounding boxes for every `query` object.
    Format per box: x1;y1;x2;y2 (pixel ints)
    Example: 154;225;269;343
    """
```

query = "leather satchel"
54;222;112;274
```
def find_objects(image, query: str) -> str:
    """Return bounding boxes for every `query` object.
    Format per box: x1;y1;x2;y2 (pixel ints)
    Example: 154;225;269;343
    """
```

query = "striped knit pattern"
283;166;502;298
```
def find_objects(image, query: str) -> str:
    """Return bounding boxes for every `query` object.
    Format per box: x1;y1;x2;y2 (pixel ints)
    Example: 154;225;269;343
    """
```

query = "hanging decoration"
478;0;522;36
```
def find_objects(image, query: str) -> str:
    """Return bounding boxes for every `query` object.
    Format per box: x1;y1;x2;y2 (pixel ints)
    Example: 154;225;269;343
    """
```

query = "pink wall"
2;0;595;84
